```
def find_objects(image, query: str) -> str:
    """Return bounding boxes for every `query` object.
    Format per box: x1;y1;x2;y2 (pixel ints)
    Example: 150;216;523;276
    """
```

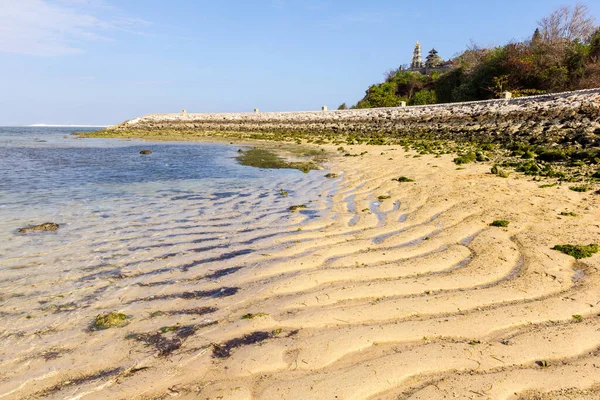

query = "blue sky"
0;0;598;125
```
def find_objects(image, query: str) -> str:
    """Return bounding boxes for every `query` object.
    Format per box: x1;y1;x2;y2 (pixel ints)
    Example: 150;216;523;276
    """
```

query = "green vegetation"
569;185;591;192
288;205;307;212
490;220;510;227
392;176;415;182
279;189;289;197
572;314;583;322
453;152;477;165
353;5;600;108
539;183;558;188
491;165;510;178
236;148;318;173
325;173;339;178
552;244;599;259
93;311;129;330
559;211;578;217
241;312;269;320
377;195;392;201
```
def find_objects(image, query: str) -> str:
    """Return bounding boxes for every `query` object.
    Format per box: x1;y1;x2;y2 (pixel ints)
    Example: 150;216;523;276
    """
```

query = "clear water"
0;127;335;267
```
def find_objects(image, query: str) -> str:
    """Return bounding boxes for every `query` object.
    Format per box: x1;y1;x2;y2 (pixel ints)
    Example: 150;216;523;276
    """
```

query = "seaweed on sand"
392;176;415;182
289;205;307;212
241;312;269;320
490;220;510;227
552;244;599;259
128;321;217;357
236;148;318;173
212;331;272;359
91;311;130;330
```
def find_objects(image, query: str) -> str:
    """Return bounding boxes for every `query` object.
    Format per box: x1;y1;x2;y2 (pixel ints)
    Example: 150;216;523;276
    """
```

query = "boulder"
140;150;152;155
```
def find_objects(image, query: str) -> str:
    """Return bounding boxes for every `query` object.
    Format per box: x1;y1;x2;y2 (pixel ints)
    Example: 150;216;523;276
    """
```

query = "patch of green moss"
569;186;590;192
93;311;130;330
289;205;307;212
490;220;510;227
453;152;477;165
552;244;599;259
393;176;415;182
236;148;317;173
490;165;510;178
377;195;392;201
559;211;578;217
539;183;558;188
241;312;269;320
537;149;568;162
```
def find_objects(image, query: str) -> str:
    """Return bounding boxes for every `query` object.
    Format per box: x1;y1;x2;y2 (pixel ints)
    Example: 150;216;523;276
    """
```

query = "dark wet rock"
139;150;152;155
325;173;339;178
18;222;59;234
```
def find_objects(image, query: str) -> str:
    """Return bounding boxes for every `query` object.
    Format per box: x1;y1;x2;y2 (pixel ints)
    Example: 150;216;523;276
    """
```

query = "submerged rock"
18;222;59;234
325;173;338;178
140;150;152;155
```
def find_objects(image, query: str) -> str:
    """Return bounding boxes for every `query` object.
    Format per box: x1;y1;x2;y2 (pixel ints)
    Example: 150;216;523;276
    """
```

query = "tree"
537;3;597;44
531;28;542;46
410;90;437;105
337;103;348;110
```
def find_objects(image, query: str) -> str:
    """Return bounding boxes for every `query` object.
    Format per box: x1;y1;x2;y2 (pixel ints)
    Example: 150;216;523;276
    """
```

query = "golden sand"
1;144;599;399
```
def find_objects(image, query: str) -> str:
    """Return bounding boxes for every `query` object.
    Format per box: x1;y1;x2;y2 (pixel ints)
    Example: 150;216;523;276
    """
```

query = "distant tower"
410;42;423;69
425;48;442;68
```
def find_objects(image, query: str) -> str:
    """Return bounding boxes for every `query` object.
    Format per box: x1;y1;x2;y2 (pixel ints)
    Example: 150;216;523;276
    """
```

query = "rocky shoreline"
103;89;600;148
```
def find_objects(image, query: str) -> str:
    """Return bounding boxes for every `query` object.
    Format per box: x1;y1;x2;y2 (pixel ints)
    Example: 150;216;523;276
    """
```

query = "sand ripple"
1;145;599;400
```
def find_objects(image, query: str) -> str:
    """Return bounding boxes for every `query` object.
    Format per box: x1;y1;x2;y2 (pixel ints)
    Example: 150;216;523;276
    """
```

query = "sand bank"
1;144;599;400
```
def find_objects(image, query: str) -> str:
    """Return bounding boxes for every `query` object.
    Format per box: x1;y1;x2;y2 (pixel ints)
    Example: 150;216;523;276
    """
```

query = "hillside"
353;4;600;109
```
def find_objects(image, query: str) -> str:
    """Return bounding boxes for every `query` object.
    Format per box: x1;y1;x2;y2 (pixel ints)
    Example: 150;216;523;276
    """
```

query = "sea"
0;126;335;303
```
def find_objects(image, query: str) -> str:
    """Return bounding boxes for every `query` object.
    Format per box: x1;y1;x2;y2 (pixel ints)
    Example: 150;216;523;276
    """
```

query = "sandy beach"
1;141;599;400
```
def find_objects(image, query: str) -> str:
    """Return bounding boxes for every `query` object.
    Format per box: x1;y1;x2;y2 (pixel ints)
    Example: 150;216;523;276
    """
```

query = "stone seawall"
108;89;600;147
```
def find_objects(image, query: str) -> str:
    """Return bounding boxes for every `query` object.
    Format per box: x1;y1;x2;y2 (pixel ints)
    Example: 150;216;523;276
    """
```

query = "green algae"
236;148;318;173
552;244;599;259
93;311;130;330
241;312;269;320
490;220;510;227
393;176;415;182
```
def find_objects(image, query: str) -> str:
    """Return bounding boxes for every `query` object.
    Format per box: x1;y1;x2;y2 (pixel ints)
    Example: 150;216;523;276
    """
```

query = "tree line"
349;4;600;109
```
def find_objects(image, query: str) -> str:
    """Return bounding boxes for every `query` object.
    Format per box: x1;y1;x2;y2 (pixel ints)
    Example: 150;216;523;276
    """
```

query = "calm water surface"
0;127;335;267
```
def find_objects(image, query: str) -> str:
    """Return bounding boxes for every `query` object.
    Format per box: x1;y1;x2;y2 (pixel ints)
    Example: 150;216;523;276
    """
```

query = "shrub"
410;90;437;105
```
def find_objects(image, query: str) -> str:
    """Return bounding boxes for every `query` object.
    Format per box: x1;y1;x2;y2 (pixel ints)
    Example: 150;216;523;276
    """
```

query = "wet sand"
1;144;599;399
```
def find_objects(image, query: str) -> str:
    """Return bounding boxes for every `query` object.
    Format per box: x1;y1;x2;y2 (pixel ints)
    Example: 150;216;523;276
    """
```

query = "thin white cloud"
0;0;149;56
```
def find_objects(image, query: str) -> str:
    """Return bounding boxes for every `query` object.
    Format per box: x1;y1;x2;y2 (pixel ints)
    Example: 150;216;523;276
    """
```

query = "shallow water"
0;127;335;311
